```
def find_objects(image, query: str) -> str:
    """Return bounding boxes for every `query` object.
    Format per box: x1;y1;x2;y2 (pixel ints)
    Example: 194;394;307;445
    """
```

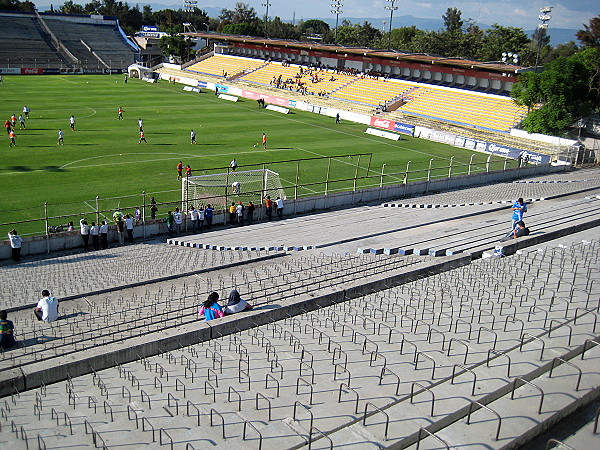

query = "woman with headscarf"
198;292;224;321
224;289;253;315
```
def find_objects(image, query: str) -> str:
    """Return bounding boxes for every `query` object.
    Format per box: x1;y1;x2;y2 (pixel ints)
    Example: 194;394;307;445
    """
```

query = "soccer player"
69;115;75;131
4;119;11;135
177;161;183;180
8;130;16;147
10;114;16;128
57;129;64;145
138;118;143;132
18;114;25;129
118;107;123;120
231;181;241;194
185;165;192;177
23;105;29;119
262;132;267;149
138;130;147;144
191;129;196;144
230;158;237;172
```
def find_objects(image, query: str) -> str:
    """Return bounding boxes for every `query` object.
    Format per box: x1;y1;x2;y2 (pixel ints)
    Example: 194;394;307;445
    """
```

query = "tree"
478;24;530;62
219;2;257;25
577;15;600;48
300;19;329;36
511;48;600;135
158;34;193;62
443;7;463;33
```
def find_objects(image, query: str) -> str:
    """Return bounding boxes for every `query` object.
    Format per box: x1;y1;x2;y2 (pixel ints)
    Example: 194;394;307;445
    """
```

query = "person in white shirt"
34;290;59;322
188;205;199;233
79;219;90;251
230;159;237;171
124;214;134;244
197;206;205;230
69;115;75;131
7;229;22;262
99;220;109;249
57;129;64;145
173;208;183;235
275;196;284;220
89;221;100;250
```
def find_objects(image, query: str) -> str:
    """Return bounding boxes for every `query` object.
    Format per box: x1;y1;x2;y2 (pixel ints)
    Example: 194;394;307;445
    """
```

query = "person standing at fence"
99;220;109;249
79;218;90;251
247;201;255;224
228;202;236;225
236;201;245;226
276;196;284;220
264;195;273;221
189;205;199;233
173;208;183;235
113;209;125;245
205;204;213;229
7;229;22;262
124;214;135;244
150;197;158;219
166;211;174;237
511;198;527;230
89;221;100;250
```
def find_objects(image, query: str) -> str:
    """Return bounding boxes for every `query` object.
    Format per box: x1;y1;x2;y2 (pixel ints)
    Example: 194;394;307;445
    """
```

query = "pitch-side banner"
241;90;290;107
370;117;415;136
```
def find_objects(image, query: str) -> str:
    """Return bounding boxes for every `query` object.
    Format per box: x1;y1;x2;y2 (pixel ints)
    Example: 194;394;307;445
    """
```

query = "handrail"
309;426;333;449
338;383;360;414
416;427;450;450
293;401;313;430
466;401;502;441
511;377;544;414
243;420;263;449
363;402;389;441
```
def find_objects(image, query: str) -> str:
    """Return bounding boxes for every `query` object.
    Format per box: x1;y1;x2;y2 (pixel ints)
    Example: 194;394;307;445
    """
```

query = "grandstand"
0;11;137;69
0;15;64;67
1;167;599;449
185;54;267;78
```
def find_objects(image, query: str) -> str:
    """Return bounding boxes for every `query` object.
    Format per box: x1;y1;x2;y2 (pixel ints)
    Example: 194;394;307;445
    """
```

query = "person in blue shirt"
198;292;224;321
511;197;527;229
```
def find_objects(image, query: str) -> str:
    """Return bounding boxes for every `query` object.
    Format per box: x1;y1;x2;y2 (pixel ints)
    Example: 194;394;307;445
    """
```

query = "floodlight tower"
262;0;272;37
502;52;519;65
183;0;197;17
331;0;343;44
534;6;553;72
384;0;398;50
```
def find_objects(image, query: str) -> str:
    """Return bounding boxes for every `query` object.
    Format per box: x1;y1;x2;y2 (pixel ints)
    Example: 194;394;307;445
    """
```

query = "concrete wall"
0;164;567;260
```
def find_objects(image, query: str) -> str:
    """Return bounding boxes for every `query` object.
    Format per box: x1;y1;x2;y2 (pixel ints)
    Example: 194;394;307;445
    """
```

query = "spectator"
0;310;15;349
67;222;75;232
205;204;213;229
197;205;205;230
236;201;244;226
79;219;90;251
89;221;100;250
224;290;253;315
264;196;273;221
247;201;255;224
173;208;183;235
501;221;530;241
198;292;224;321
135;207;141;221
166;211;174;238
113;210;125;245
34;290;59;322
229;202;236;225
124;214;134;244
150;197;158;219
511;198;527;230
189;205;199;233
7;229;22;262
276;196;284;220
99;220;109;249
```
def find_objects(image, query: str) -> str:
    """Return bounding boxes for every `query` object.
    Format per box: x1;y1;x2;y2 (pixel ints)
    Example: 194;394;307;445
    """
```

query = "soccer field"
0;75;511;235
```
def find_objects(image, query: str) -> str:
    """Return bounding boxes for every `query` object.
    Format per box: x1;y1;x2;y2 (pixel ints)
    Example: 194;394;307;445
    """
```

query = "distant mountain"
36;4;579;45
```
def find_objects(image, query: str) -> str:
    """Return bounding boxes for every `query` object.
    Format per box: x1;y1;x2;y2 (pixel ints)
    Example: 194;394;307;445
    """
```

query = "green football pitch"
0;75;512;236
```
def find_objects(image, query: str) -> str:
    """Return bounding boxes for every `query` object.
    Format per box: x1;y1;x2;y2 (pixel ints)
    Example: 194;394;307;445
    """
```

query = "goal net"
182;169;286;210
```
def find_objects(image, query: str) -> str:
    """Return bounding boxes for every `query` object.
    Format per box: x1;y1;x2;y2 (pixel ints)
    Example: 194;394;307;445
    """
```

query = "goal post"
182;168;286;211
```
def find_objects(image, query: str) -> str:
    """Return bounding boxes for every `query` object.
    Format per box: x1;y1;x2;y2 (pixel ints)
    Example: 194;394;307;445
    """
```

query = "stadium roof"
183;32;523;74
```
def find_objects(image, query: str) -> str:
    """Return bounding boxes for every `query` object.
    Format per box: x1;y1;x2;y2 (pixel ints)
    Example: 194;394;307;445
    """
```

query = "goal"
182;168;286;210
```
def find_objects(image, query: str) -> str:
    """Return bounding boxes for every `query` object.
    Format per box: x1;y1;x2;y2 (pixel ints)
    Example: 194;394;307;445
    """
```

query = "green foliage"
512;48;599;134
221;22;256;36
158;34;193;62
300;19;329;35
478;24;530;63
577;15;600;48
329;22;381;47
443;7;463;33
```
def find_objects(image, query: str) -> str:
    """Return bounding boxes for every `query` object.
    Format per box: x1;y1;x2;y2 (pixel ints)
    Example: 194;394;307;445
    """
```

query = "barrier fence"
1;153;520;240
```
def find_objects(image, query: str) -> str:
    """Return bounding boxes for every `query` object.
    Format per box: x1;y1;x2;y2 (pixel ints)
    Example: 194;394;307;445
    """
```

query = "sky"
144;0;596;30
